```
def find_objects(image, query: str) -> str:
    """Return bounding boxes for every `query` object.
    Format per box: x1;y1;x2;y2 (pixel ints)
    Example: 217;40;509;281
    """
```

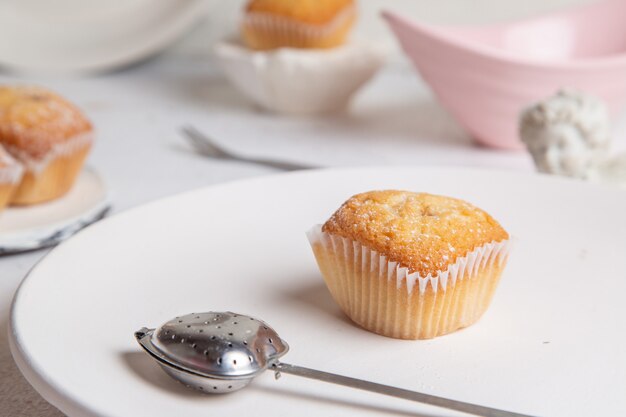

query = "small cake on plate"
216;0;384;115
308;190;511;340
0;86;94;205
242;0;356;50
0;144;22;212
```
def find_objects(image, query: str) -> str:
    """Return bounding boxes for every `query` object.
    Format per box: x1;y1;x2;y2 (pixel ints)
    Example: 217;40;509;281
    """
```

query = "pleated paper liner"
241;5;356;50
307;225;511;340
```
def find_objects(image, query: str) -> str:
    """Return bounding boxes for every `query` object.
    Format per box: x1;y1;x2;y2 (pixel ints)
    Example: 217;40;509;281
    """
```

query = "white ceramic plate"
0;0;210;74
0;168;111;254
9;167;626;417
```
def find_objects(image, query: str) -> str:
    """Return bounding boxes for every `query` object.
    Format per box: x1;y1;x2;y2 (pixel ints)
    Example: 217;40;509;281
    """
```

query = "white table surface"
2;0;625;415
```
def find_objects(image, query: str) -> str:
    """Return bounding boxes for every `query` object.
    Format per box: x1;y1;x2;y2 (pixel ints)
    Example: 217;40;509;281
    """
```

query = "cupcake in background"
215;0;385;115
242;0;356;50
0;144;22;212
0;86;93;205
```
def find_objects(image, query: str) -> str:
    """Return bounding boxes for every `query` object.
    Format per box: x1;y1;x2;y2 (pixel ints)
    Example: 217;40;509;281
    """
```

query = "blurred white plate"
9;167;626;416
0;0;210;74
0;168;111;254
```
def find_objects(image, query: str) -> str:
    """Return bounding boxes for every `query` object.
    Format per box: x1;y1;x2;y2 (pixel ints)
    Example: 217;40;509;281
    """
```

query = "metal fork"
181;125;317;171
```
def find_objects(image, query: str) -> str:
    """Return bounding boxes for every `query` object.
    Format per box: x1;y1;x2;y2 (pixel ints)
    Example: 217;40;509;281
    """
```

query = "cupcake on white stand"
214;0;385;115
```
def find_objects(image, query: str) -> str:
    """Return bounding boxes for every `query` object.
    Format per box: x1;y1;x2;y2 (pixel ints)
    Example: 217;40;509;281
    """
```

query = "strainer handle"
272;362;537;417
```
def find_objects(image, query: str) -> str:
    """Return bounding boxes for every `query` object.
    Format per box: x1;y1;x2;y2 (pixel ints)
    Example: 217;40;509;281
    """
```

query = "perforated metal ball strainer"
135;312;536;417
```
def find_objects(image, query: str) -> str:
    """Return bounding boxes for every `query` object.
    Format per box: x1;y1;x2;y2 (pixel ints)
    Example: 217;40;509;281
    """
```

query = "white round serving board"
9;167;626;417
0;168;111;253
0;0;210;74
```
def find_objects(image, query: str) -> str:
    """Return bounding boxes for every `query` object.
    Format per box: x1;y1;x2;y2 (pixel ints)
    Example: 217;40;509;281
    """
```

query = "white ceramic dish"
214;40;386;114
0;168;111;254
0;0;210;74
9;167;626;417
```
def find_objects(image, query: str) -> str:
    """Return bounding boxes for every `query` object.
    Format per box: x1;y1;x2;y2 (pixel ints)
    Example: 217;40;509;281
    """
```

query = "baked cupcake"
0;144;22;212
307;191;511;340
0;86;93;205
241;0;356;50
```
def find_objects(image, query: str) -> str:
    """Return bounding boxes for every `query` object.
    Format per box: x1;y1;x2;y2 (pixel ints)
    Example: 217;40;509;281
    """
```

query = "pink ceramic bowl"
383;0;626;150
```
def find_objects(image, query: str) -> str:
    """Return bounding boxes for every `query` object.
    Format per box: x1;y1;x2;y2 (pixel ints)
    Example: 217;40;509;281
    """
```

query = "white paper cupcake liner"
308;225;511;295
307;225;511;339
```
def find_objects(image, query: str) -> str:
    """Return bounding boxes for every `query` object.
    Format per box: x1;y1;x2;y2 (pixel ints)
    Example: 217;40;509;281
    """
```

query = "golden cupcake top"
322;190;509;276
0;86;93;160
245;0;355;25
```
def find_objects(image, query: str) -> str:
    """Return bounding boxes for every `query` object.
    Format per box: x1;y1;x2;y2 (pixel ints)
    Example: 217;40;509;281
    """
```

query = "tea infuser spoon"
135;311;536;417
